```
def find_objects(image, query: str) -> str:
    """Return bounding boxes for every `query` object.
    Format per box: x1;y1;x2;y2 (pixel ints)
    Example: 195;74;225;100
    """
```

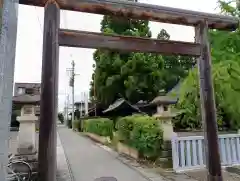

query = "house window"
25;88;34;95
17;88;25;95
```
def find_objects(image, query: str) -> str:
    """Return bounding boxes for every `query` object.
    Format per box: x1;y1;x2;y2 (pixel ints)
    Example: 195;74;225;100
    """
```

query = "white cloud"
15;0;218;111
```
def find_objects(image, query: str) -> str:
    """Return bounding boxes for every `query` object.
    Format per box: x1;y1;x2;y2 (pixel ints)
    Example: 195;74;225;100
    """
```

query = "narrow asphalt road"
58;126;151;181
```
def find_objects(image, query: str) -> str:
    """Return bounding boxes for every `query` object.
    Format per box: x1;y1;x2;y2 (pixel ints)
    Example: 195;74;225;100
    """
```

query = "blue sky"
15;0;219;110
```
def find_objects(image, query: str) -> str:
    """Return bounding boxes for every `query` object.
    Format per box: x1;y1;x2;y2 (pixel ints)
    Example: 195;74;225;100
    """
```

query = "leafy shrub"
72;119;81;131
83;118;113;137
116;115;139;143
116;114;163;159
67;119;72;129
58;113;64;124
174;60;240;130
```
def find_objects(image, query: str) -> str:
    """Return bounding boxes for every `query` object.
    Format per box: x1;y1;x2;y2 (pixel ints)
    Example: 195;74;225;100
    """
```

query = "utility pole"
65;94;69;125
80;92;83;117
84;92;89;116
94;72;97;116
70;60;75;127
67;60;79;127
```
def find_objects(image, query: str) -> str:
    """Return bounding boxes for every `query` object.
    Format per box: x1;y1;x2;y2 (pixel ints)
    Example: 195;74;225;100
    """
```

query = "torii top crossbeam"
20;0;238;30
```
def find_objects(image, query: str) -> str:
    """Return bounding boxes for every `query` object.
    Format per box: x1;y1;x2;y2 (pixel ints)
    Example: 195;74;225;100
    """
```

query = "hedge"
72;119;81;131
116;114;163;159
67;119;72;129
83;118;113;137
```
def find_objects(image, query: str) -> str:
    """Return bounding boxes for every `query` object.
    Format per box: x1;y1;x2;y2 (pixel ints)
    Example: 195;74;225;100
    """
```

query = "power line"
63;11;73;60
35;7;43;34
63;9;75;121
34;7;68;114
63;10;68;30
34;7;74;115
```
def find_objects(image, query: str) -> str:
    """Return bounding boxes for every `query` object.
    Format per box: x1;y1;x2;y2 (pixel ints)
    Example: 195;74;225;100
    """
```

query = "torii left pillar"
0;0;19;180
38;1;60;181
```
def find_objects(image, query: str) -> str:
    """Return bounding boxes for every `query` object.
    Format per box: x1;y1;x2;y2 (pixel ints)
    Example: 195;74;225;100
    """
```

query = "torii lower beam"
59;29;201;56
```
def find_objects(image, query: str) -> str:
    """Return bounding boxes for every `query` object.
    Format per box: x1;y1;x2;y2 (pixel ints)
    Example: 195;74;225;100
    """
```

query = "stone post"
0;0;19;180
16;105;38;158
160;117;177;141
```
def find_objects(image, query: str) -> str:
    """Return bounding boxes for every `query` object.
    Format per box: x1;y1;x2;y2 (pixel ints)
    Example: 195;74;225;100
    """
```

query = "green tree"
210;1;240;63
173;0;240;130
174;60;240;130
90;3;195;107
58;112;64;124
90;7;166;106
157;29;196;92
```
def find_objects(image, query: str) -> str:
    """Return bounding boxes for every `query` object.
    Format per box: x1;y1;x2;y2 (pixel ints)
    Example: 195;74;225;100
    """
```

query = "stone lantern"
17;105;38;156
150;96;179;168
150;96;178;141
12;94;40;160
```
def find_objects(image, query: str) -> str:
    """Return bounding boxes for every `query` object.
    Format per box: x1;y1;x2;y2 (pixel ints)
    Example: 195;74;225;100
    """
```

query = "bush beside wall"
73;119;81;131
83;118;113;137
67;119;72;129
116;114;163;159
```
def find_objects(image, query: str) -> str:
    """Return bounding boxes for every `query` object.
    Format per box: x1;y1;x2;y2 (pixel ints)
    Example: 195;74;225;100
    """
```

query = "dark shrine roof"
150;96;178;105
102;98;140;113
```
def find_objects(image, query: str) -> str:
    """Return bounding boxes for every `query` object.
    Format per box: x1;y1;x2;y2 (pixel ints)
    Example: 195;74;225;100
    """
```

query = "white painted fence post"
172;134;240;172
171;134;179;171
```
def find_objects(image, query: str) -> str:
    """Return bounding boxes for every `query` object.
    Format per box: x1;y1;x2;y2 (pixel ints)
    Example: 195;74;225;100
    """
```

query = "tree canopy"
174;60;240;130
173;0;240;130
90;9;195;107
58;112;64;124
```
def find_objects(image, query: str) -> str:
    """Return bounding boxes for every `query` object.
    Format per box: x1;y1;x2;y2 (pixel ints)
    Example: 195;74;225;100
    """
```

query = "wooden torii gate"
0;0;238;180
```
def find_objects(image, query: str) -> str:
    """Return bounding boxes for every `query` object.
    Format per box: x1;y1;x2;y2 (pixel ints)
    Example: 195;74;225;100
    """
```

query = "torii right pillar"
195;21;222;181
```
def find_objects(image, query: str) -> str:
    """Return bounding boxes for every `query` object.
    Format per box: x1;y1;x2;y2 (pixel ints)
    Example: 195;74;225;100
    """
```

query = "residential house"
74;101;93;118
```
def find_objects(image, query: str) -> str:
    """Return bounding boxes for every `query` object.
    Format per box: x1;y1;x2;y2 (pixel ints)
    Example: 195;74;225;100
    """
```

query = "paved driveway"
58;126;156;181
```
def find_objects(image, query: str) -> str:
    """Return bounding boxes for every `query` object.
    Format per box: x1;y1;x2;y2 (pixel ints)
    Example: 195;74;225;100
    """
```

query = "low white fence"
171;134;240;172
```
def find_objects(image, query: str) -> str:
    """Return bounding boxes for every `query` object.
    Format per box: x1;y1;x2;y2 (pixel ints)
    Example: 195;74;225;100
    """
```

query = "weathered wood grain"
38;1;59;181
59;29;201;56
19;0;238;30
195;22;223;181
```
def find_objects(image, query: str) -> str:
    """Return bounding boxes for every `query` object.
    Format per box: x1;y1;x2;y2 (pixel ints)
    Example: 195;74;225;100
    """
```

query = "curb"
95;141;166;181
57;131;75;181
